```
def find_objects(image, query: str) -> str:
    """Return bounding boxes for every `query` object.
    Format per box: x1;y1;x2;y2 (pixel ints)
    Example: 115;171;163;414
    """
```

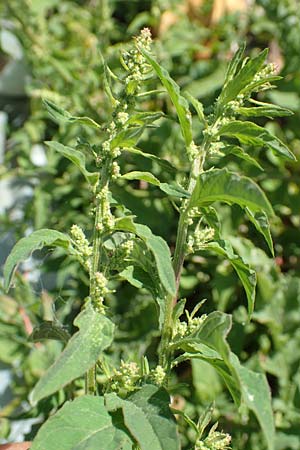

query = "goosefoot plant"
3;29;295;450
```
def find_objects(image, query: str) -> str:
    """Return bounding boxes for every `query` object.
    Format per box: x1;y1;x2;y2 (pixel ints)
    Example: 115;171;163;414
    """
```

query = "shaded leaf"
134;223;176;296
222;145;263;170
124;147;176;173
30;304;114;404
236;101;293;118
246;208;274;256
46;141;99;185
105;384;180;450
30;321;70;344
189;168;273;216
218;120;296;161
4;229;71;291
30;395;132;450
201;240;256;316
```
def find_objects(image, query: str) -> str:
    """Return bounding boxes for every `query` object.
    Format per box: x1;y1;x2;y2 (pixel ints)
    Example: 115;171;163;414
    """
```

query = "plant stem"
159;136;211;374
85;163;111;395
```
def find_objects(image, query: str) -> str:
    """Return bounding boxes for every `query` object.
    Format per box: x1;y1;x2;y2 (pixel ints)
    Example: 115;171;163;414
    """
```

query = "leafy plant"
2;27;296;450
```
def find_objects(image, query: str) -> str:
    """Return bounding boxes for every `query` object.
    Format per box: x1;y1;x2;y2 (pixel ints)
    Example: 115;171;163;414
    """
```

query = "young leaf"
189;168;273;216
218;49;268;106
230;354;275;450
134;223;176;297
46;141;99;185
4;229;71;291
105;384;180;450
245;208;274;256
223;43;246;87
218;120;296;161
140;48;193;149
201;240;256;316
43;99;101;129
30;304;114;404
30;396;132;450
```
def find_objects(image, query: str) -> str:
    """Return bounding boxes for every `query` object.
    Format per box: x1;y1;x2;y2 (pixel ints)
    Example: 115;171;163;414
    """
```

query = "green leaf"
30;395;132;450
172;311;241;404
218;120;296;161
46;141;99;185
222;145;263;170
140;48;193;149
223;43;246;86
201;240;256;316
172;311;275;450
43;99;101;129
184;91;206;126
231;354;275;450
236;101;293;118
29;321;71;344
3;229;71;291
111;127;144;149
124;147;176;173
189;168;273;216
218;49;268;106
121;171;190;198
246;208;274;256
105;384;180;450
121;171;160;185
134;223;176;297
30;304;114;404
127;111;164;126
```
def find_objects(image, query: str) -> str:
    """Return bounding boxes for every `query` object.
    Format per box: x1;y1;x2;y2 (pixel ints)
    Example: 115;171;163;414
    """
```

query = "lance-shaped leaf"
44;99;101;129
218;121;296;161
121;171;190;198
30;304;114;404
46;141;99;185
140;48;193;149
218;48;268;106
246;208;274;256
230;354;275;450
222;145;263;170
4;229;71;291
124;147;176;173
134;223;176;297
200;240;256;316
236;100;293;118
105;384;180;450
30;396;132;450
189;168;273;216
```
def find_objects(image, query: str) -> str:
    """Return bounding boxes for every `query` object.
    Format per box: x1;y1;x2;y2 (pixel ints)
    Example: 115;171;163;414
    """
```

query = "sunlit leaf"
30;304;114;404
189;168;273;216
30;395;132;450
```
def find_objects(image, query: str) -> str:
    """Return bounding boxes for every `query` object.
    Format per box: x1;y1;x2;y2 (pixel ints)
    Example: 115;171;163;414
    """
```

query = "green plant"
3;28;296;449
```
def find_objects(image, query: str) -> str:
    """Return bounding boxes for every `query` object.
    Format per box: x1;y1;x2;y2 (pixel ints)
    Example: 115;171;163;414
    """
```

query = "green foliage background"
0;1;300;449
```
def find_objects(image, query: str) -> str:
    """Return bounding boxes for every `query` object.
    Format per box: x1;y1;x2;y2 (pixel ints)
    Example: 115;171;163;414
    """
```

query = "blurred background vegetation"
0;0;299;448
